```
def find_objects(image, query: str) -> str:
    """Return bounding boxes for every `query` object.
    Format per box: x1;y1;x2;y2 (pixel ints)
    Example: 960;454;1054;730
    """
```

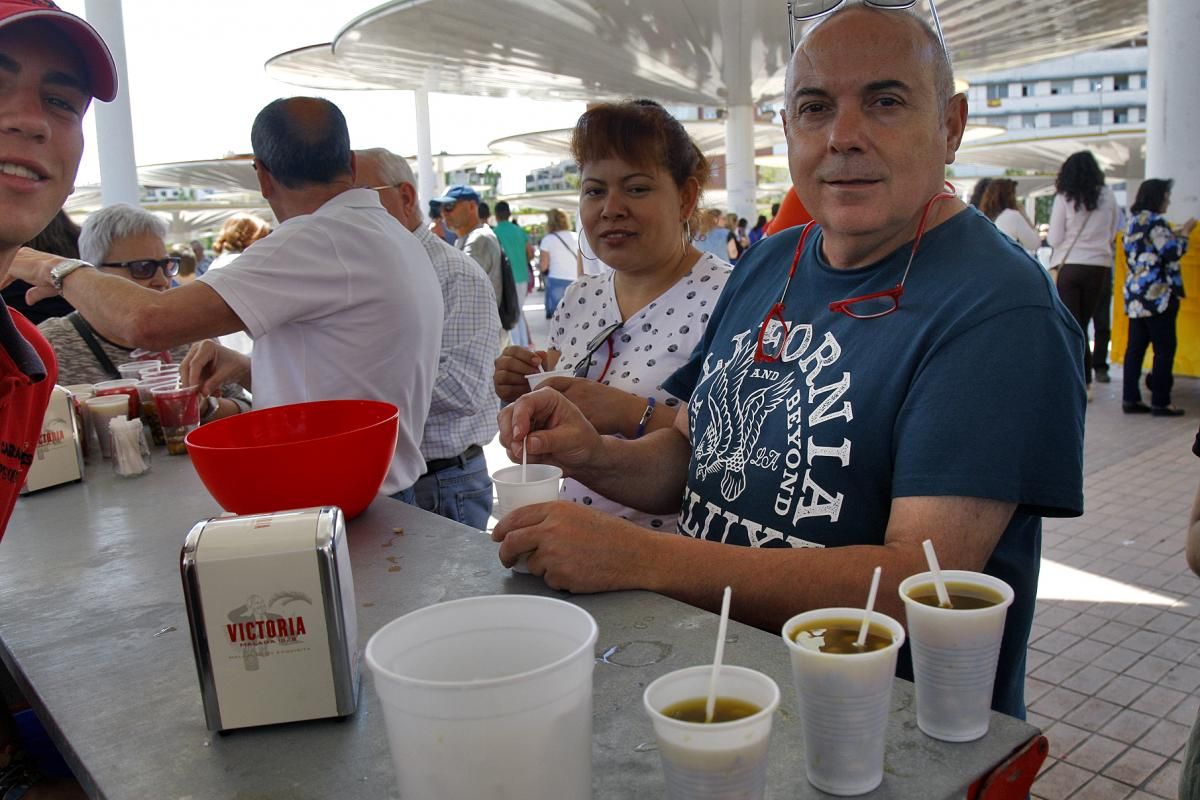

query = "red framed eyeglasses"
753;182;958;363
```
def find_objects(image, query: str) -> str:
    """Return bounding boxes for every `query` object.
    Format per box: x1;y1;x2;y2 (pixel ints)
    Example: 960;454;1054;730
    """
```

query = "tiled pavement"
498;293;1200;798
1030;372;1200;800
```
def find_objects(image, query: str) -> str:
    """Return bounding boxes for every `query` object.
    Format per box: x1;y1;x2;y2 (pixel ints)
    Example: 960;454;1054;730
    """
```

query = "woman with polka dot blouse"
493;99;732;529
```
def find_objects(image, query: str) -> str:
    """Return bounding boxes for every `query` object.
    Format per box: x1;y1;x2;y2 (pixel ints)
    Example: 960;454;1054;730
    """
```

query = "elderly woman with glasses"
35;204;185;385
34;206;250;418
493;99;732;529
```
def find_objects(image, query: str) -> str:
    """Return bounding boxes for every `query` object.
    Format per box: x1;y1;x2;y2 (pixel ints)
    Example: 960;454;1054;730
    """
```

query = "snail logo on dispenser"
225;591;313;672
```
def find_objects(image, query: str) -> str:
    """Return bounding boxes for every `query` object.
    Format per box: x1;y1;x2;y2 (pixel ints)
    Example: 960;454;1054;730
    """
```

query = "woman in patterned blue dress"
1121;178;1196;416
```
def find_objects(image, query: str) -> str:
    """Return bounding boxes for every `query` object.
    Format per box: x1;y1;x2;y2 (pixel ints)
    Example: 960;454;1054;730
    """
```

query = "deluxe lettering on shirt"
683;324;854;546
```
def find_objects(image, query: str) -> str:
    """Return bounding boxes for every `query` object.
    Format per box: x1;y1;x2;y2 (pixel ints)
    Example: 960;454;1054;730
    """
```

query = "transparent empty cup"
491;464;562;572
642;665;780;800
782;608;905;796
366;595;597;800
898;570;1014;742
108;417;151;478
116;362;150;381
151;384;200;455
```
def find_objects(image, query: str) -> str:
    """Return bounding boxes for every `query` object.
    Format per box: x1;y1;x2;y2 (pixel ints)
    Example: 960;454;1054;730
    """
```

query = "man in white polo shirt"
14;97;443;497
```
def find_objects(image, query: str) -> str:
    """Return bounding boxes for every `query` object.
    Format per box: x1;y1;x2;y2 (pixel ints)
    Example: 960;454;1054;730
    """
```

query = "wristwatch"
49;258;94;293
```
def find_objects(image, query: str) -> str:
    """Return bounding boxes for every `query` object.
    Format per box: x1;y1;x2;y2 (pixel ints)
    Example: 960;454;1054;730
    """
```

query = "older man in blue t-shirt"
491;3;1084;721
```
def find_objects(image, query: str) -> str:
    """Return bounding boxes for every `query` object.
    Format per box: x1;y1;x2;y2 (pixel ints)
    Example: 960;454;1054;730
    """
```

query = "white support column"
414;88;436;215
1124;145;1146;211
719;0;756;223
83;0;139;207
1146;0;1200;219
725;106;757;224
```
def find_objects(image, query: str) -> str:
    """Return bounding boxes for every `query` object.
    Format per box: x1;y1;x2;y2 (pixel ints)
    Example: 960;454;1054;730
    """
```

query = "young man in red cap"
0;2;116;795
0;0;115;535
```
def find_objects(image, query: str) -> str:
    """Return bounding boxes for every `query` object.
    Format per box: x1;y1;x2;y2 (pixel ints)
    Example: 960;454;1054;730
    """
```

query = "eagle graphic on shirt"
692;330;795;502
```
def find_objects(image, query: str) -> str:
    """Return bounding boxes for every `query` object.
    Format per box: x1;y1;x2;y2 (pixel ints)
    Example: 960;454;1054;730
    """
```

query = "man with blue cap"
438;184;507;347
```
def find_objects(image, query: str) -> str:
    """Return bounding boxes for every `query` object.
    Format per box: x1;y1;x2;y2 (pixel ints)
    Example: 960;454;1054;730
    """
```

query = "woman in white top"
1047;151;1121;390
539;208;579;319
979;178;1039;254
494;99;732;530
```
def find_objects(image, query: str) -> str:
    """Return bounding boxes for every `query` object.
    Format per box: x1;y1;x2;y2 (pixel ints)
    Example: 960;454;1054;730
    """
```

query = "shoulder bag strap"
551;232;578;256
1060;209;1092;266
66;312;120;380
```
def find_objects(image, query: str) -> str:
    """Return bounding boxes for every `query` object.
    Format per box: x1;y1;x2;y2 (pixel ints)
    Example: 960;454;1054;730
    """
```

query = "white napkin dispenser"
20;385;84;494
180;506;359;731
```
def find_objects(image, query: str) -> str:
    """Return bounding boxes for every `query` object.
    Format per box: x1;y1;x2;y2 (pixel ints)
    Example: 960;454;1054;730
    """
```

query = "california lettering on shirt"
680;322;850;548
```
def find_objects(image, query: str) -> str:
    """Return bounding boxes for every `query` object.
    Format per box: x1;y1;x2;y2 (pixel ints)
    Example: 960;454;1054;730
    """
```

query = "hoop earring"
683;219;692;243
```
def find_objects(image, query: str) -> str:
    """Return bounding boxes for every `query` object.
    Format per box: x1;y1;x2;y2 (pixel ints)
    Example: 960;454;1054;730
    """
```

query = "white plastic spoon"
922;539;953;608
705;586;733;724
856;566;883;649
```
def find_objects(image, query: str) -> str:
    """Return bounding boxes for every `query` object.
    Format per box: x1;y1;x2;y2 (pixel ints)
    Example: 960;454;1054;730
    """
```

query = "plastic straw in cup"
922;539;953;608
705;585;733;723
521;438;528;483
856;566;883;649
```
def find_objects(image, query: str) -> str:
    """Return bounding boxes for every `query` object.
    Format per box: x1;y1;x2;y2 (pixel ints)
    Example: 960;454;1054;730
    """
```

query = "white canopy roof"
957;127;1145;174
488;119;785;159
265;0;1142;105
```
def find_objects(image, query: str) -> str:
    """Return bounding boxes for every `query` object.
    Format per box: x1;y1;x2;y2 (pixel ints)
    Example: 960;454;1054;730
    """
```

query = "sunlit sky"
57;0;587;194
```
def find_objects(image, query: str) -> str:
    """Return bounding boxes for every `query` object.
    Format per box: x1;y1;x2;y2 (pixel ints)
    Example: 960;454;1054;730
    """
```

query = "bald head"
787;3;955;113
778;2;968;269
355;148;422;231
251;97;352;189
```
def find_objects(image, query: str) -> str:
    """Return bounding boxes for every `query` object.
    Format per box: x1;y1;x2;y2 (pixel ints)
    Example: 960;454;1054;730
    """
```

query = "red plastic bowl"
185;399;399;520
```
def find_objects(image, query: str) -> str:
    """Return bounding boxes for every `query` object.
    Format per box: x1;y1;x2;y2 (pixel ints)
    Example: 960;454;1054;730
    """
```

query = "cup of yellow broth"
642;664;780;800
898;570;1014;742
782;608;905;796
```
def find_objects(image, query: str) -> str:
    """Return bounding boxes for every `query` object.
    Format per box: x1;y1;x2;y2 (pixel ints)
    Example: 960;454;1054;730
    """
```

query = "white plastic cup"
63;383;94;399
492;464;562;515
643;665;780;800
492;464;562;573
366;595;598;800
782;608;905;796
116;362;150;381
898;570;1014;742
83;395;129;459
525;368;575;390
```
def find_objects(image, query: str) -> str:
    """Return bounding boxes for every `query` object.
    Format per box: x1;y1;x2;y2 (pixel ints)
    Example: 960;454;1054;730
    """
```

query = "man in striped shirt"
356;148;501;529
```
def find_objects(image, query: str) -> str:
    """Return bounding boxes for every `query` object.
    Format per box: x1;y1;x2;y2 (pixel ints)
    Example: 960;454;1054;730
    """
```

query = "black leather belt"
422;444;484;476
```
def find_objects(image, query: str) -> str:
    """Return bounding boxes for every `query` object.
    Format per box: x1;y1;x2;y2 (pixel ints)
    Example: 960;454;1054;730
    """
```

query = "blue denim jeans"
391;451;493;530
545;276;572;319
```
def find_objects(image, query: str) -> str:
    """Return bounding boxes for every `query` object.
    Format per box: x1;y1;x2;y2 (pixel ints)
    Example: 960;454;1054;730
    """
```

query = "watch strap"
51;258;93;292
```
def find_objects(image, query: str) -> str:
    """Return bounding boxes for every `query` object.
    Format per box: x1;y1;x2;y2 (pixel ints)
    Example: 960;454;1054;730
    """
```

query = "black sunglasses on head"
100;257;181;280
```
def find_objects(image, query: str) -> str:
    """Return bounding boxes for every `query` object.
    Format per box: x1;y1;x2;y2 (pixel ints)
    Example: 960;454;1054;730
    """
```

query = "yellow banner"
1109;227;1199;377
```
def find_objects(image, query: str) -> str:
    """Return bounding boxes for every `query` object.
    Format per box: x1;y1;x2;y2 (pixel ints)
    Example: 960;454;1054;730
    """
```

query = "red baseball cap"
0;0;117;102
